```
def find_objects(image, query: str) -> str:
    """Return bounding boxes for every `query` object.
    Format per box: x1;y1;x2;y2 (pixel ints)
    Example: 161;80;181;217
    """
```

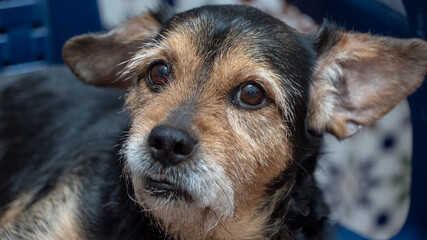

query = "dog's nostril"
148;136;163;150
173;142;183;154
153;139;163;150
173;142;190;155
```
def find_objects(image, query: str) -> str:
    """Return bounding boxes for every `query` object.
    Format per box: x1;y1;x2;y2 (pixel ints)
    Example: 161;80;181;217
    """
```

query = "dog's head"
63;5;427;239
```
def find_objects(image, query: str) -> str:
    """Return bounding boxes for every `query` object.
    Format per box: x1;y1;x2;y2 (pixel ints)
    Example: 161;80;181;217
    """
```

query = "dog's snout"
148;125;196;165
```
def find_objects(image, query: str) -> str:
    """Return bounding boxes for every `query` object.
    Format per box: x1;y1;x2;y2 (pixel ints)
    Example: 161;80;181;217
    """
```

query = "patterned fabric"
96;1;413;238
317;102;412;239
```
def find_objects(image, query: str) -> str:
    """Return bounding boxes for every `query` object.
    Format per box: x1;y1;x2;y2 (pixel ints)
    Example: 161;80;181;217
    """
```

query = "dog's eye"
234;82;266;109
241;84;264;105
148;62;170;88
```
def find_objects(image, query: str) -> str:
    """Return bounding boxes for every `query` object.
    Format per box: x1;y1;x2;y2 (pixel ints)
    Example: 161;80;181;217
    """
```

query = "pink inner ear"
309;32;427;139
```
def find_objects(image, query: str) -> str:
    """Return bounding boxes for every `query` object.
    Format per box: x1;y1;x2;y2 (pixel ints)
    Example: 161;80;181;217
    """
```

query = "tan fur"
0;191;37;227
0;175;84;240
123;25;294;239
59;8;427;240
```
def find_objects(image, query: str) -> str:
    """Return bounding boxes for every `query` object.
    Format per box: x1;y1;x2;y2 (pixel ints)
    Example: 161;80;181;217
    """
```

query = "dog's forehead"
160;5;303;61
153;5;313;96
125;5;315;118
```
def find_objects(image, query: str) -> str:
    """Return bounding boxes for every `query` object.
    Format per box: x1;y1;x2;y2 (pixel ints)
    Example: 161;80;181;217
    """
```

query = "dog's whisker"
4;3;423;240
218;222;233;238
292;160;310;179
213;179;235;216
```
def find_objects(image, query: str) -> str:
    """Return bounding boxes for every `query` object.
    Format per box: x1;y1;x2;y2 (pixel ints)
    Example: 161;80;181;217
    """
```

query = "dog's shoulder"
0;67;163;239
0;66;125;208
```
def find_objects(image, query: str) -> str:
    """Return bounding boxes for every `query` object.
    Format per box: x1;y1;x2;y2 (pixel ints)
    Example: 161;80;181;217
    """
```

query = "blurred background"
0;0;425;239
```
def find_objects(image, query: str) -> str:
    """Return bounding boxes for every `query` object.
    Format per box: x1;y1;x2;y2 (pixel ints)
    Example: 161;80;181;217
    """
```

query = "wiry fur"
1;4;427;240
119;6;309;238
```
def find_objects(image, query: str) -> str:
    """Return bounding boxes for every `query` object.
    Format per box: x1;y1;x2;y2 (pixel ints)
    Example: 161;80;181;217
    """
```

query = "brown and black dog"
0;4;426;240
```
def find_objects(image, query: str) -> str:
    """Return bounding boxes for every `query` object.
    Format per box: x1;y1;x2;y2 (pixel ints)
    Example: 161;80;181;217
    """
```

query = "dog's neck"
167;197;275;239
206;188;283;239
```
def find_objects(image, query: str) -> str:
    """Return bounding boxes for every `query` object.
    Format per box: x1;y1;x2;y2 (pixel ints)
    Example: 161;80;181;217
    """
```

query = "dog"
0;4;426;240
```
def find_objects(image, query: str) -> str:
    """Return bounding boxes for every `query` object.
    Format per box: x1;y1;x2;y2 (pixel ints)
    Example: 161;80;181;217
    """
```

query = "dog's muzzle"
142;125;198;198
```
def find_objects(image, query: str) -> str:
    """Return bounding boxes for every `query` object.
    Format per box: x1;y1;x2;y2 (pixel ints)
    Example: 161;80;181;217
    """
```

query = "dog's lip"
145;175;180;192
144;175;193;201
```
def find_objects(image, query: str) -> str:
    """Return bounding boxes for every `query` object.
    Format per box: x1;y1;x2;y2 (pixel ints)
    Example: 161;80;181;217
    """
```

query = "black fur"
0;67;164;239
159;6;329;238
0;5;333;240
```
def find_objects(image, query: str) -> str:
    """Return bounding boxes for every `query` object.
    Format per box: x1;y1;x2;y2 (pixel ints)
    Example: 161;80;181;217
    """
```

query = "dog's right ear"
63;11;166;89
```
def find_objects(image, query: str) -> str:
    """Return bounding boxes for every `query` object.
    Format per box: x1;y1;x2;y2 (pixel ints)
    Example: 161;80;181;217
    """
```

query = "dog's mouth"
146;176;178;192
144;175;192;201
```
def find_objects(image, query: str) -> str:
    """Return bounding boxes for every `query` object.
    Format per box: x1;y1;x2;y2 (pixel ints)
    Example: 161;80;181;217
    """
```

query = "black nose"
147;125;197;165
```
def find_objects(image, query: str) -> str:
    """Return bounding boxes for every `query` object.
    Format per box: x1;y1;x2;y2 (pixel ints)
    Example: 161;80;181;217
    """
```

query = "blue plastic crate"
0;0;47;74
0;0;102;75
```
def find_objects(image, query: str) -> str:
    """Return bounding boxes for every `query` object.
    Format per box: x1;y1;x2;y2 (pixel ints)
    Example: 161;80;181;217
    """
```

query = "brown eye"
148;63;170;86
233;82;266;109
240;83;265;106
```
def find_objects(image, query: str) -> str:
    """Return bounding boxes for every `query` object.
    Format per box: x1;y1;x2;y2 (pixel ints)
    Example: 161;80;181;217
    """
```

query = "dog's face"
122;6;311;237
63;5;427;239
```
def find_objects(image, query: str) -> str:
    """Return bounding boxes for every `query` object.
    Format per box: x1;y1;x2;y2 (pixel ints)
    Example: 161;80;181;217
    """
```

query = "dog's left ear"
63;12;163;89
308;24;427;139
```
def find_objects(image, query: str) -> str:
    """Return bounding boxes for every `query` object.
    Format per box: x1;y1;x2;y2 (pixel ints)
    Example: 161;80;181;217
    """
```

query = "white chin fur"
122;137;236;234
